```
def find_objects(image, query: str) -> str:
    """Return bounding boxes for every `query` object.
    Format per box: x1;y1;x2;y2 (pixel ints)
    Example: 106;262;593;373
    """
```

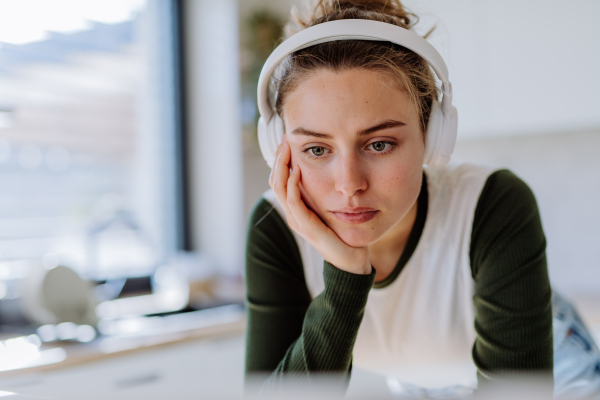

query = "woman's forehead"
283;69;418;137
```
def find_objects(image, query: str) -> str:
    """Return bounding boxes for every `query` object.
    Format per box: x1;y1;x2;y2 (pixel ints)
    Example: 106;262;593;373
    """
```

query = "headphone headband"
257;19;452;123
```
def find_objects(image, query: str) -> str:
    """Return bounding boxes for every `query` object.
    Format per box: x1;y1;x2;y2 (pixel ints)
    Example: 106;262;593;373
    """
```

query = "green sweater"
244;169;553;393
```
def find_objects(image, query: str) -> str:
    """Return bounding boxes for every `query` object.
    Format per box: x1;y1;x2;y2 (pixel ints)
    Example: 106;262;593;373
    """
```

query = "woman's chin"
334;226;380;248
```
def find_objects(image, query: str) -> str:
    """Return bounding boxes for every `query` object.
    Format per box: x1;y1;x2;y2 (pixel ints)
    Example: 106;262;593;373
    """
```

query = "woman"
244;0;600;397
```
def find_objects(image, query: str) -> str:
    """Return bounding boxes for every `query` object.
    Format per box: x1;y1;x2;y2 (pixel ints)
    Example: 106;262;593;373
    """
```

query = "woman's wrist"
327;257;371;275
325;259;374;277
324;260;375;285
354;258;372;275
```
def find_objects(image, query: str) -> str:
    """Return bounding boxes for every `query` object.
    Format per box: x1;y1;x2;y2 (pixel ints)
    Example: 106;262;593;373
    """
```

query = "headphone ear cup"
423;101;458;166
272;114;284;147
257;114;285;169
439;104;458;165
257;116;274;168
424;101;444;166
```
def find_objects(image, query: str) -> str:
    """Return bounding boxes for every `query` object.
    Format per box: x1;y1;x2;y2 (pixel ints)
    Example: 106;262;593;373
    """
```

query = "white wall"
402;0;600;139
186;0;244;275
453;130;600;295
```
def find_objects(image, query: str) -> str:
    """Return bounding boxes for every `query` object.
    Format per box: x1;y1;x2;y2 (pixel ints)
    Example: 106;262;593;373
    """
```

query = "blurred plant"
240;9;284;138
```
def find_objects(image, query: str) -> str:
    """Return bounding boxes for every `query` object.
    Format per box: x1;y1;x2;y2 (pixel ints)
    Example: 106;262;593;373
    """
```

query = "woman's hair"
273;0;439;135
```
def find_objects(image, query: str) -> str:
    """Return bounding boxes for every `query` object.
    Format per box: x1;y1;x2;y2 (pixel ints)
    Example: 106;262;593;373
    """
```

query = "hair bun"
286;0;417;38
331;0;409;16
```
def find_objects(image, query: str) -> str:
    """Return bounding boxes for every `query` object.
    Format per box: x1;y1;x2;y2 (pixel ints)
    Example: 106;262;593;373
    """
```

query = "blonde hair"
274;0;439;135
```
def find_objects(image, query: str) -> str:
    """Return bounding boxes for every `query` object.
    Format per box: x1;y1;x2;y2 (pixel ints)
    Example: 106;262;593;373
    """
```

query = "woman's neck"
368;198;419;282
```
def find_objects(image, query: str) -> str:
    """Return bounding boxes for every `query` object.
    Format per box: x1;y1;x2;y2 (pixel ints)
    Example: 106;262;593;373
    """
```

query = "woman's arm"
245;198;375;392
470;170;554;391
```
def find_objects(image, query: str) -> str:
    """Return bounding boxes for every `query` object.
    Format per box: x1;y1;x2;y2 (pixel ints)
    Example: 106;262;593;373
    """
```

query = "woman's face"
283;68;425;248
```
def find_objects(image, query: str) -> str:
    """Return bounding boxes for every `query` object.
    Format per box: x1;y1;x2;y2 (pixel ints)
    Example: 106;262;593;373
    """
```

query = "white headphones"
257;19;458;168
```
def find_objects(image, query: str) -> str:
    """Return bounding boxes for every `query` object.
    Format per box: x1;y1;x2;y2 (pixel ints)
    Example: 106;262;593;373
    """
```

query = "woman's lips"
329;208;379;224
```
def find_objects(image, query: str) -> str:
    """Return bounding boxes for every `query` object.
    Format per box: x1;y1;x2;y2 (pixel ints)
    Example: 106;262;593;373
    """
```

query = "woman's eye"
310;146;327;157
368;141;391;152
302;146;330;159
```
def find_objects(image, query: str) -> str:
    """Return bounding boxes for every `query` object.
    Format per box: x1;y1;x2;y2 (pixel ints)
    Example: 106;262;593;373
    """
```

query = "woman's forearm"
244;199;375;393
249;262;374;393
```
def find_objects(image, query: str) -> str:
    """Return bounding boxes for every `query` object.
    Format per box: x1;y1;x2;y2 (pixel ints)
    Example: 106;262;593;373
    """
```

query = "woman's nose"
334;154;368;197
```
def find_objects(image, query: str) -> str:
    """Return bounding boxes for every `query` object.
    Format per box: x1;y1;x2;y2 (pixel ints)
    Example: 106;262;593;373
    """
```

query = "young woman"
244;0;600;397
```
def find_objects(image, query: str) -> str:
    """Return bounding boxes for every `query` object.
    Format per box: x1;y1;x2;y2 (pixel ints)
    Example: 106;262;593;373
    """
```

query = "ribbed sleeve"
298;261;375;371
245;199;374;394
470;170;554;394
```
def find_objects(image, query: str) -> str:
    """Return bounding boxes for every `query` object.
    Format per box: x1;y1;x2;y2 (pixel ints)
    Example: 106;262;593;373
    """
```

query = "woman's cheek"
374;159;420;207
382;167;411;192
369;157;405;186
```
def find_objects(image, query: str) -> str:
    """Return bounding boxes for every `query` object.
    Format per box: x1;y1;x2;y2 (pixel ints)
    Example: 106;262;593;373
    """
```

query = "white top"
263;162;497;389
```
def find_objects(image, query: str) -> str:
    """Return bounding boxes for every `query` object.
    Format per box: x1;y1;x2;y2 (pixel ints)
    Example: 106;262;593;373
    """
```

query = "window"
0;0;187;299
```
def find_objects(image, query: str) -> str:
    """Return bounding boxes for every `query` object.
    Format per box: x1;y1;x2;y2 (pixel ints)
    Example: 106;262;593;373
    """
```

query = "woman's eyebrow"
291;127;333;139
291;120;405;139
358;120;406;136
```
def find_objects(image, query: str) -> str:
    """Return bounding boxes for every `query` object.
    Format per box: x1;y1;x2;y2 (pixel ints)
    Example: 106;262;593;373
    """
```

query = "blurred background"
0;0;598;398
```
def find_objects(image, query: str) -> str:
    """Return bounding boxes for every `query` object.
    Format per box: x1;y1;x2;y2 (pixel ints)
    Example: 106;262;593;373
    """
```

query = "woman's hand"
269;135;372;275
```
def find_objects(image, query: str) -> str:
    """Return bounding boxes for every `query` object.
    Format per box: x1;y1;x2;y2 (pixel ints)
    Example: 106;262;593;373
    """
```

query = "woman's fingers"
274;143;290;197
284;164;371;275
267;139;370;274
286;165;307;218
269;135;288;188
270;138;299;230
286;165;324;241
269;146;281;189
